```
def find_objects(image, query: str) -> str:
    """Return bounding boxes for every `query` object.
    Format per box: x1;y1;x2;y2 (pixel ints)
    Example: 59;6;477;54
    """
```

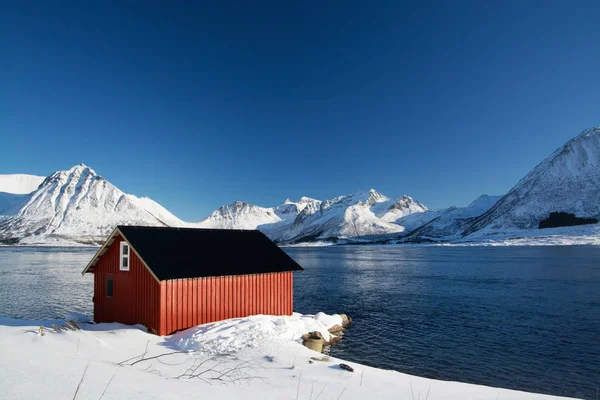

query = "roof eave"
80;227;121;275
81;227;161;284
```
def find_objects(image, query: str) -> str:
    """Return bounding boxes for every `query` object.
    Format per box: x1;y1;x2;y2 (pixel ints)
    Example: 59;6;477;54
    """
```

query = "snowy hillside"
464;128;600;237
404;195;502;242
0;174;45;194
0;164;186;244
198;189;428;243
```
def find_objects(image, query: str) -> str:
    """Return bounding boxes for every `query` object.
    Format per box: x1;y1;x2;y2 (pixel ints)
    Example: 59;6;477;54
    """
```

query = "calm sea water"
0;245;599;398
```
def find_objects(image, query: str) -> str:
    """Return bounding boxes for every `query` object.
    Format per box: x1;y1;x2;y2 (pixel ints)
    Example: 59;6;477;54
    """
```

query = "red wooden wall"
158;272;293;336
93;234;161;332
92;234;294;336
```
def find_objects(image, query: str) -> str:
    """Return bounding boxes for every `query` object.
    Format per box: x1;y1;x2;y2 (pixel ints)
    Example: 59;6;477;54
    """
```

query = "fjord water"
0;246;598;398
290;246;600;399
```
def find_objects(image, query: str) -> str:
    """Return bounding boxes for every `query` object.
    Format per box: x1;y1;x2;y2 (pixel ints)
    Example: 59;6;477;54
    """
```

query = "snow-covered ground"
0;313;576;400
453;223;600;246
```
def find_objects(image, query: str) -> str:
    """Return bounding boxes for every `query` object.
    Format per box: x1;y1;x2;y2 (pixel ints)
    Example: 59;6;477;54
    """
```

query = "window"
106;275;113;298
120;241;130;271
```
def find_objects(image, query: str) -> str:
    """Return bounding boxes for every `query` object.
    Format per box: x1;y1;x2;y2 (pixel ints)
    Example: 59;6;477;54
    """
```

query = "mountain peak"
366;189;389;205
388;195;427;211
39;164;99;189
298;196;318;204
575;126;600;139
67;163;97;175
0;164;184;243
464;127;600;235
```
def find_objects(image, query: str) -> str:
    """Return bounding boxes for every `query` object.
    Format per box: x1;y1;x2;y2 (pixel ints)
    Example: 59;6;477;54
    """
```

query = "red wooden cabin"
81;226;303;335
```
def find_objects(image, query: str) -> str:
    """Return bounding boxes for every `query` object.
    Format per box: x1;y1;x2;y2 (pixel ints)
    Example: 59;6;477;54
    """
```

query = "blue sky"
1;1;599;221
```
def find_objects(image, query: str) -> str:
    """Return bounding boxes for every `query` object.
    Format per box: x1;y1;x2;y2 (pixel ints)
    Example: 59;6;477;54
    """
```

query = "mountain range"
197;190;428;243
1;127;599;245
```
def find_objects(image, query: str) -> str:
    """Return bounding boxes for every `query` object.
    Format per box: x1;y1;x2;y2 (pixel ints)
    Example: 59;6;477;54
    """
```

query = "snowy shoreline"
0;313;577;400
3;232;599;248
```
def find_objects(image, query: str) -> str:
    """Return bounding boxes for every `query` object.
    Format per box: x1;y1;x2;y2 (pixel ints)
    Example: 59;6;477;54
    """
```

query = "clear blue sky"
1;1;599;221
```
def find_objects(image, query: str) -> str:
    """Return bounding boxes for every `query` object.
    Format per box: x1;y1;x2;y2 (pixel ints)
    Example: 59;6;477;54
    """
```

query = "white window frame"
120;241;130;271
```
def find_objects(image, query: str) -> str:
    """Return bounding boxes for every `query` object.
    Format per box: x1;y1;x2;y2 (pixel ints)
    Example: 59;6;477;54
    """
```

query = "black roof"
117;226;303;280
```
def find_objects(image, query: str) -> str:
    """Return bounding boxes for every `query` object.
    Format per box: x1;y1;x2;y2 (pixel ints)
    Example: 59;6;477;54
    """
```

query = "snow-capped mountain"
275;190;405;243
0;174;46;218
0;174;45;194
464;127;600;237
198;189;428;243
394;209;444;233
195;197;322;230
403;194;502;242
0;164;185;244
195;201;282;230
6;127;598;246
372;194;428;223
0;164;429;245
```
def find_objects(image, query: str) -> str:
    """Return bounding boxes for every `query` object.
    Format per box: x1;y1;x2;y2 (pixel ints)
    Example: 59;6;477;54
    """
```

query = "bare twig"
127;350;188;366
314;383;328;400
410;377;415;400
425;384;431;400
119;340;152;365
336;385;347;400
121;350;264;387
98;366;121;400
177;357;215;379
296;370;302;400
310;380;315;400
72;363;90;400
212;359;253;381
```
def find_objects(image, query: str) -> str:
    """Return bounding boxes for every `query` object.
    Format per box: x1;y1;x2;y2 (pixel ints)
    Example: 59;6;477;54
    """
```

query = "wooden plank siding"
158;271;293;336
92;234;161;333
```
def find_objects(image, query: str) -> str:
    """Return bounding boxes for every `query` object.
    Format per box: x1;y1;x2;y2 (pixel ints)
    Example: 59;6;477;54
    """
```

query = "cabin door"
104;274;115;322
